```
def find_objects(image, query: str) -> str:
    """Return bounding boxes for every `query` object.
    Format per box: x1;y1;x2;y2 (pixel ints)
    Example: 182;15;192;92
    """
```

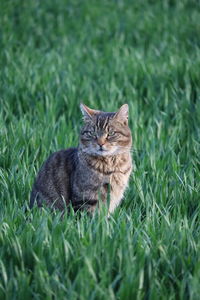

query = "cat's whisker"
117;146;144;154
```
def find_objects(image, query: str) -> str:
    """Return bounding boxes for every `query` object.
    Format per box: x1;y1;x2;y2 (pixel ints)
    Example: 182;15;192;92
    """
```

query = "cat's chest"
83;165;127;186
89;168;110;185
78;154;131;187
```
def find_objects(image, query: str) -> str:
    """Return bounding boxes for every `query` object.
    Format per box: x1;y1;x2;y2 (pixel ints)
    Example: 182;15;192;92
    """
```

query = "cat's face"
79;104;132;156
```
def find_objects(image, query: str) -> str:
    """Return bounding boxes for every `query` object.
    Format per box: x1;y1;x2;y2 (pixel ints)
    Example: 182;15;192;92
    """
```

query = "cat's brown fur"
30;104;132;214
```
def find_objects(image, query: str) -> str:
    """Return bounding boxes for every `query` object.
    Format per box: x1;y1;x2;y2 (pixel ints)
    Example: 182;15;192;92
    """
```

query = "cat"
30;103;132;214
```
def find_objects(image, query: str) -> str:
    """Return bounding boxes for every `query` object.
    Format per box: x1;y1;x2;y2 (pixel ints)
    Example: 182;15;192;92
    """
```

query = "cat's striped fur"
30;104;132;214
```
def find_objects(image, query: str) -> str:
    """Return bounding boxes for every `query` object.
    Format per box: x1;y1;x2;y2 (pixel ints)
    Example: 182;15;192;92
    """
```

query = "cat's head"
79;104;132;156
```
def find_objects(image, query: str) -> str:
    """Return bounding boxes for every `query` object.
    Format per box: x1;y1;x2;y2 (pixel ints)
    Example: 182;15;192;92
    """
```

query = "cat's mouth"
97;148;107;153
96;147;115;156
81;145;118;156
97;145;109;153
95;144;121;156
99;146;106;152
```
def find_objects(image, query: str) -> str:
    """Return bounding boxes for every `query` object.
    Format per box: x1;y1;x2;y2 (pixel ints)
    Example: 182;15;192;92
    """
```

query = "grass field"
0;0;200;299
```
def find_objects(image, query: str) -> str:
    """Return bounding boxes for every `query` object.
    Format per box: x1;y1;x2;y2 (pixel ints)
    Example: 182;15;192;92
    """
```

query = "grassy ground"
0;0;200;299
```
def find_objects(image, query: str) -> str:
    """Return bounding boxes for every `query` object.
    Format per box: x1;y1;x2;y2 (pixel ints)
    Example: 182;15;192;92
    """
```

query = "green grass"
0;0;200;299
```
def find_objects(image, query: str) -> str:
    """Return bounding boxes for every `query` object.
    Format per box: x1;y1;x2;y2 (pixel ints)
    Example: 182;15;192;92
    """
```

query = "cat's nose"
97;138;105;146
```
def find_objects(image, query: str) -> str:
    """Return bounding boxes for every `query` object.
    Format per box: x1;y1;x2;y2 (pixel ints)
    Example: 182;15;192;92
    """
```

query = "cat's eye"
108;131;116;137
89;131;96;137
85;131;96;137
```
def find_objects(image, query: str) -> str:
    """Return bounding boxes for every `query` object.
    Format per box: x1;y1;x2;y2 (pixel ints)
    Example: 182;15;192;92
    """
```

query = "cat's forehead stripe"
103;117;109;129
96;113;113;130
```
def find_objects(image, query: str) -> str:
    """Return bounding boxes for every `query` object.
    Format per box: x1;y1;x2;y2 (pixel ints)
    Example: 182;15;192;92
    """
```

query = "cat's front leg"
72;182;110;213
109;173;130;214
72;177;99;212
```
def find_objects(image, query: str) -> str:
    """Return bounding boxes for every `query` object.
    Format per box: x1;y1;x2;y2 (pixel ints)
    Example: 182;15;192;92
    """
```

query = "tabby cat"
30;104;132;214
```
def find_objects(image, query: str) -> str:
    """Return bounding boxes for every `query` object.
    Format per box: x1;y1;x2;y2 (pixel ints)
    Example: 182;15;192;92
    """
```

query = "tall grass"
0;0;199;299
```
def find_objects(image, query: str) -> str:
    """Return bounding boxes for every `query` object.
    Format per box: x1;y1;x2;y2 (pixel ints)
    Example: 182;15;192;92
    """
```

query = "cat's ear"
80;103;100;120
114;104;129;125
